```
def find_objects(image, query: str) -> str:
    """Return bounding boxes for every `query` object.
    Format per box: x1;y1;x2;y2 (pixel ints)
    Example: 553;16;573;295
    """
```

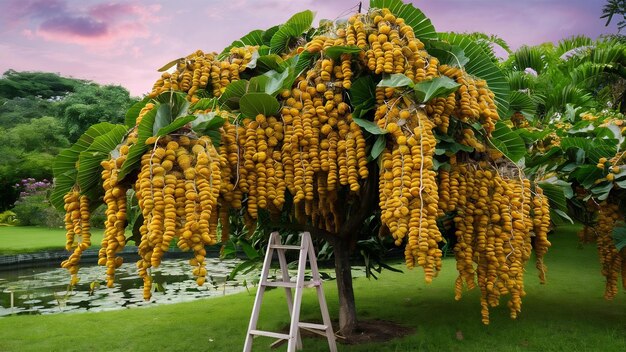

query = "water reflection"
0;257;257;317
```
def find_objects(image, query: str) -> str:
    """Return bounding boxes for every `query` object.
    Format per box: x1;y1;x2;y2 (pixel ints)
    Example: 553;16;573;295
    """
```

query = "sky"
0;0;619;97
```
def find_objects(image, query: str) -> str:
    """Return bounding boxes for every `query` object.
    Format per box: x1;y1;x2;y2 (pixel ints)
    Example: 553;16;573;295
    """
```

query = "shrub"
11;178;64;227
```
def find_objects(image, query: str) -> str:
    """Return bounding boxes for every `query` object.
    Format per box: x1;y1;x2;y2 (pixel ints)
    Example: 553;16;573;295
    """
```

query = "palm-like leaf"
438;32;510;117
369;0;437;40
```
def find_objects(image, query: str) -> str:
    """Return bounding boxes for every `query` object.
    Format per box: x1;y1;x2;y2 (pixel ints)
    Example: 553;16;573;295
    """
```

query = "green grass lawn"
0;224;624;351
0;226;104;254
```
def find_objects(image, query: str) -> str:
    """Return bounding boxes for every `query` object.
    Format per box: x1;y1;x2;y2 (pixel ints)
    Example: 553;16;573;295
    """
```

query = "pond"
0;257;258;317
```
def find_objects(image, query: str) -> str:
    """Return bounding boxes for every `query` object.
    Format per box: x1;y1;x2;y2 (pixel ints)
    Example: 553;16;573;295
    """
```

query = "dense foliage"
0;71;137;212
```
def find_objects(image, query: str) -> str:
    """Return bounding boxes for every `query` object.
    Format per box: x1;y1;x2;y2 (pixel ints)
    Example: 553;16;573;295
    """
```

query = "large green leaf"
248;75;271;93
270;10;314;54
537;179;572;212
156;115;196;137
220;29;265;58
413;76;460;103
507;91;537;120
239;93;280;118
369;0;437;40
218;79;249;109
569;164;604;189
77;125;127;200
262;69;292;96
125;97;150;128
353;117;388;135
489;122;526;162
378;73;414;88
255;54;285;73
438;32;510;118
191;112;226;147
425;40;469;68
294;51;317;76
152;91;190;134
560;136;616;163
51;122;123;211
118;105;159;181
349;75;377;118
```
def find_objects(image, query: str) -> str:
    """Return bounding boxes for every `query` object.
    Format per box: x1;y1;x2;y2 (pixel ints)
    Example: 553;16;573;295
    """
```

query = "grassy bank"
0;224;624;351
0;226;104;254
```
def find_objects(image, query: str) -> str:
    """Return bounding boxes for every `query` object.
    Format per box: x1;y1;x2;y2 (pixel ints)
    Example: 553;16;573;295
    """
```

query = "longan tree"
52;0;551;334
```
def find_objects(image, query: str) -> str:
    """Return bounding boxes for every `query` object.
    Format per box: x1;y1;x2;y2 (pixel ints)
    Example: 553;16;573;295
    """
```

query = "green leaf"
51;122;123;211
125;97;150;128
537;179;571;212
189;98;218;111
438;32;510;118
371;135;387;160
270;10;314;54
220;29;265;58
255;54;285;73
353;117;388;135
413;76;460;103
262;25;280;46
425;40;469;67
560;136;616;163
369;0;437;40
612;223;626;251
239;93;280;118
324;45;362;60
262;69;292;95
248;75;270;93
553;209;574;224
294;51;317;76
118;105;159;181
191;112;226;130
378;73;414;88
156;115;196;137
218;79;249;109
489;121;526;162
590;181;613;201
569;164;603;189
349;75;377;116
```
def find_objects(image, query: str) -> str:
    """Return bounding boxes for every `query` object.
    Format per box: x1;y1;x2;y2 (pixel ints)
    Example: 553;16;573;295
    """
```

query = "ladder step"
249;329;290;340
263;280;321;288
269;244;302;250
298;322;328;330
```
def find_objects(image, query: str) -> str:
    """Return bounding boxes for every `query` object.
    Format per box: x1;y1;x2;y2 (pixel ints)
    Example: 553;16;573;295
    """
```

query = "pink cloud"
1;0;161;49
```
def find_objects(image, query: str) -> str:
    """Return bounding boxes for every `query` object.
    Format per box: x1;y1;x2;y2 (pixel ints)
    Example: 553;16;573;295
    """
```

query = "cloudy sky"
0;0;618;96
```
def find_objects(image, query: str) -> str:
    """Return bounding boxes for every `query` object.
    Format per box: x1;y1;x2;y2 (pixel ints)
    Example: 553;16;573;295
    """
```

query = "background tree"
0;71;138;211
602;0;626;32
55;84;138;142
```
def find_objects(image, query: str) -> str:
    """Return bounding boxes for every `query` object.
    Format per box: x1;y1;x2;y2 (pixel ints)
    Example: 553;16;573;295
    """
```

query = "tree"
0;70;80;99
0;96;54;128
602;0;626;32
55;84;138;142
0;116;69;210
53;0;551;336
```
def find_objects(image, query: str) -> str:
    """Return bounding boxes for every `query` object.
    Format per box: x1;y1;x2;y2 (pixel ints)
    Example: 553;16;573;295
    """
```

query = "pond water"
0;257;258;317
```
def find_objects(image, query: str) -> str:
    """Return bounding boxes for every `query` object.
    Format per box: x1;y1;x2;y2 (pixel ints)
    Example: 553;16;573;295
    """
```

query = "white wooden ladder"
243;231;337;352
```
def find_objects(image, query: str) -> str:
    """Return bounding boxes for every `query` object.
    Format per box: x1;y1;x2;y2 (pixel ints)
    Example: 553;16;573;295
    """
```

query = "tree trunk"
333;236;357;335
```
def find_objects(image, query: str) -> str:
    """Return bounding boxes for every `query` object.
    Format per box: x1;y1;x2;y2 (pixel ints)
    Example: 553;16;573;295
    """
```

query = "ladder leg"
243;232;279;352
286;234;309;352
305;233;338;352
276;236;302;349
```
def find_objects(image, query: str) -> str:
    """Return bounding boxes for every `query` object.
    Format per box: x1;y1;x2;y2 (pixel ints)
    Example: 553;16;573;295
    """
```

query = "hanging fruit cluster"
61;189;91;286
56;1;551;321
572;150;626;300
437;158;551;324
